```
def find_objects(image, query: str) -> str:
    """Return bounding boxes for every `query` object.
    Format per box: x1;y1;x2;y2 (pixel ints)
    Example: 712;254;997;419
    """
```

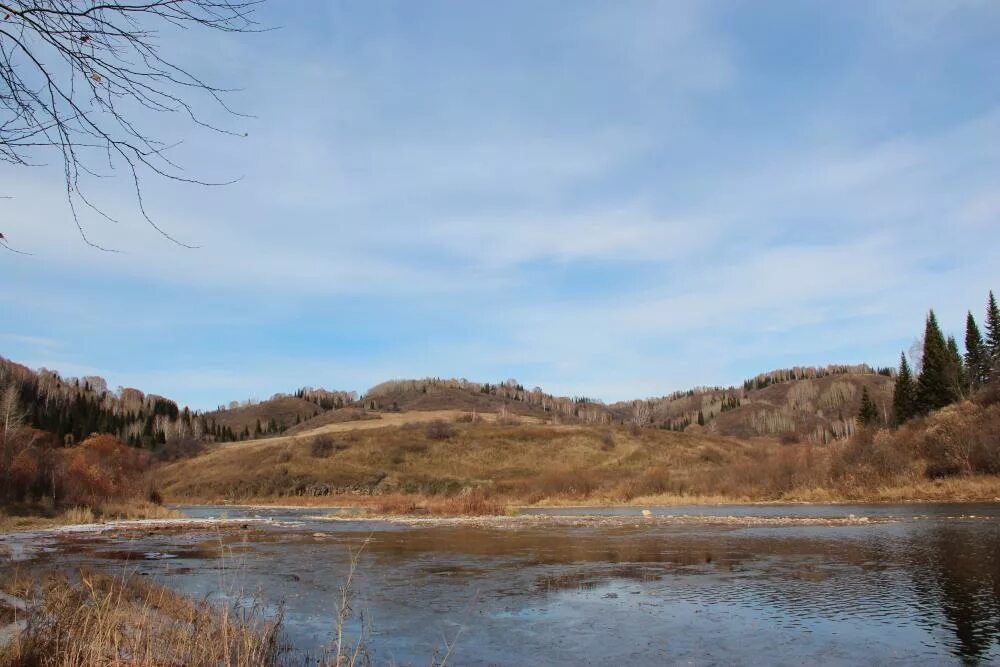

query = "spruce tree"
858;387;879;427
986;291;1000;379
916;310;958;414
893;352;917;425
965;312;988;389
946;335;967;397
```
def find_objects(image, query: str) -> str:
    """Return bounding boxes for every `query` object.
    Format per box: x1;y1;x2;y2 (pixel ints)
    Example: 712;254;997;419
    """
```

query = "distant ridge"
1;355;894;448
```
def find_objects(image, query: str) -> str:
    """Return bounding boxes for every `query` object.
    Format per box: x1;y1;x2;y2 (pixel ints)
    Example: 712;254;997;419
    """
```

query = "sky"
2;0;999;410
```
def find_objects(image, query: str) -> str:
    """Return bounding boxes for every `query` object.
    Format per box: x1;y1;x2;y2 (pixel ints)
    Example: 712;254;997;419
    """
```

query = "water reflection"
909;523;1000;663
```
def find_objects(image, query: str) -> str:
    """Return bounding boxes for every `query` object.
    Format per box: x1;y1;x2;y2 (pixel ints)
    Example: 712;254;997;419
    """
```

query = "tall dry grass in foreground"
0;570;282;666
1;536;456;667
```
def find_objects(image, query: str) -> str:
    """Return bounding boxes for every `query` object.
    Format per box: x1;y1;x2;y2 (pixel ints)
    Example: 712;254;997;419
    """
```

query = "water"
4;504;1000;665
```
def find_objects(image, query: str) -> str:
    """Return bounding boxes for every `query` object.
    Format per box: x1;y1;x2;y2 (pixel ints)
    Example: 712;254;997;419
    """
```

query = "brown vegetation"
0;571;282;666
0;426;176;531
156;400;1000;511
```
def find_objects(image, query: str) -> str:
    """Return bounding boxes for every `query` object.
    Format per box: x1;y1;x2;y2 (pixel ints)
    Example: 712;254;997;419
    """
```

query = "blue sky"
2;1;999;409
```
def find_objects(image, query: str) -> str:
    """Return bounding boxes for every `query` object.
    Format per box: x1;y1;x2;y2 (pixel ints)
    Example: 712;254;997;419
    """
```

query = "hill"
0;355;194;447
360;378;624;424
155;396;1000;507
620;365;895;443
204;395;329;440
155;415;752;503
1;354;894;450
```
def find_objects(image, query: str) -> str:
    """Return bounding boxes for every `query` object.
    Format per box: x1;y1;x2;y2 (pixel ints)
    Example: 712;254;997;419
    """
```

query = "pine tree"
893;352;917;425
697;410;705;426
986;291;1000;380
946;335;966;397
916;310;958;414
965;312;988;389
858;387;879;427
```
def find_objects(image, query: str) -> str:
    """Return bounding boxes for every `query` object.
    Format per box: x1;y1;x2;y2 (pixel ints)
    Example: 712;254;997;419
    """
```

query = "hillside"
1;354;895;449
155;415;752;503
155;396;1000;506
203;395;326;439
0;355;193;447
361;378;624;424
621;365;895;443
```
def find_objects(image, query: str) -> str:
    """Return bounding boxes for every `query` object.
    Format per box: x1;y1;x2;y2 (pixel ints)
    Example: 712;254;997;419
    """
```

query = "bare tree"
630;400;651;434
0;372;31;497
0;1;263;251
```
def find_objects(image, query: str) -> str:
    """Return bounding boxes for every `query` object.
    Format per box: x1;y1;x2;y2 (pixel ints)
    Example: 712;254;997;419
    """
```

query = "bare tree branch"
0;1;264;251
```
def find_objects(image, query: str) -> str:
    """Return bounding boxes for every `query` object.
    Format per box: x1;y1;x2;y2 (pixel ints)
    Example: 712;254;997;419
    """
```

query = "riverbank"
163;473;1000;518
0;501;182;534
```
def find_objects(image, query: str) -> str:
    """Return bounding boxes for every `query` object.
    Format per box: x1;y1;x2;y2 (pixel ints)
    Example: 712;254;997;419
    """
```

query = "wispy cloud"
2;1;998;408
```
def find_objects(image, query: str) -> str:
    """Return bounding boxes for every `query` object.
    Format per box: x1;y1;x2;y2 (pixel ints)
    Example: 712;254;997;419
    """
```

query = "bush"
425;420;455;440
598;431;615;450
309;435;341;458
147;486;164;505
62;435;149;506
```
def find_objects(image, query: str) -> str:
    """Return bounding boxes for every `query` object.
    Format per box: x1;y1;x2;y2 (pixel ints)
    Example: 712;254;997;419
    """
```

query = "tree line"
882;291;1000;427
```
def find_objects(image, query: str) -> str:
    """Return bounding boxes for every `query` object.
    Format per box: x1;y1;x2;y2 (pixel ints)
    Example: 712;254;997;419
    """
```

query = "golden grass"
0;570;282;666
0;501;182;534
156;419;744;505
369;490;510;516
154;405;1000;512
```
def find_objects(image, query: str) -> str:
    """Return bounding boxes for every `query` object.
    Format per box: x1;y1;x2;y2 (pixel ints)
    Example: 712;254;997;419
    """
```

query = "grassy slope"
156;414;751;503
157;401;1000;507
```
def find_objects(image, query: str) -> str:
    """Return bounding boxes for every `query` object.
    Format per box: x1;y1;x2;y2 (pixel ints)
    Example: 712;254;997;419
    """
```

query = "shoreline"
4;498;1000;539
174;496;1000;513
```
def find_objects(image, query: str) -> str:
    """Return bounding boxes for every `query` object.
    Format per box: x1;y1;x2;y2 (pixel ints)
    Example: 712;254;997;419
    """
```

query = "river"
3;503;1000;665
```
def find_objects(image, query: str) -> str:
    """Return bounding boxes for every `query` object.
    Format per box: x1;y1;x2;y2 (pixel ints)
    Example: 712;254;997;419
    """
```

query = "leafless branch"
0;1;264;250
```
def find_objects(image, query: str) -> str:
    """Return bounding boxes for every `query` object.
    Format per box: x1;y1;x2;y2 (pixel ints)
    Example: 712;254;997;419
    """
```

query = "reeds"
371;490;508;516
1;570;283;666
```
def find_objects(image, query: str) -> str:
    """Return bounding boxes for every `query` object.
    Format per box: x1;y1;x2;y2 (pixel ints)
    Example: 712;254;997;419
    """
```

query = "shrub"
62;435;149;506
310;435;340;458
147;485;164;505
425;420;456;440
598;431;615;450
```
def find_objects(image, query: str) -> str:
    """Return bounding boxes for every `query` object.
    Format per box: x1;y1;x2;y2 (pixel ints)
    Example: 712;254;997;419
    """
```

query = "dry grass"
156;420;741;505
0;501;182;534
154;403;1000;512
371;490;509;516
0;570;282;666
0;544;405;667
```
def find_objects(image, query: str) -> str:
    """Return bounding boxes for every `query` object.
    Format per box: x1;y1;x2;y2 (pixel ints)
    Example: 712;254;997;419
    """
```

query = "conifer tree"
965;312;988;389
858;387;879;427
697;410;705;426
946;335;967;397
916;310;958;414
893;352;917;425
986;291;1000;379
